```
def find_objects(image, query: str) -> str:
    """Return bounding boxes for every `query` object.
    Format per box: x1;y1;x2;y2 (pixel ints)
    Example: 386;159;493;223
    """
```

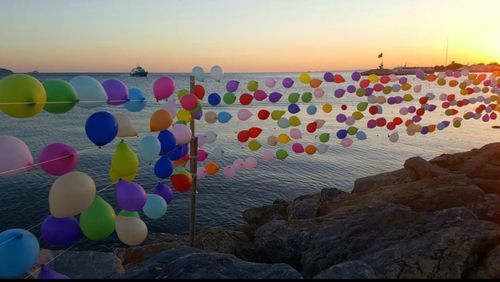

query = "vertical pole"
189;75;198;247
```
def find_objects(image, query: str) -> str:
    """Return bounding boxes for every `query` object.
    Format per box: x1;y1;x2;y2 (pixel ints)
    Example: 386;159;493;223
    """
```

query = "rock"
353;169;412;193
114;246;303;279
0;68;13;79
472;178;500;195
469;194;500;224
242;202;288;226
194;227;262;262
467;244;500;278
471;163;500;180
319;188;348;203
233;224;260;242
288;193;320;220
404;156;450;180
313;260;376;279
28;249;124;279
430;153;465;171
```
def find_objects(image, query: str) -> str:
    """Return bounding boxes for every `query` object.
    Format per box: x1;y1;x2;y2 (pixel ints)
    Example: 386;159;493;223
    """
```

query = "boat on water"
130;65;148;77
361;64;435;76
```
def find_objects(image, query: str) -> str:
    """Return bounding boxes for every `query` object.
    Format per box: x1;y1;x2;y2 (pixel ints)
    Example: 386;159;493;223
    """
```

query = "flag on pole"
378;52;383;58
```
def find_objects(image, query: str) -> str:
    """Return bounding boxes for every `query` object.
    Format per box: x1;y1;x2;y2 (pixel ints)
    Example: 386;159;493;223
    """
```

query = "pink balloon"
237;109;253;121
223;166;236;179
39;143;78;176
0;136;34;177
196;134;208;147
264;78;276;88
290;128;302;140
263;150;275;161
243;157;258;169
340;138;353;148
232;159;245;171
153;76;176;101
414;85;422;93
345;116;356;126
313;88;325;98
292;143;304;154
197;167;207;179
253;90;268;101
180;94;199;111
197;150;208;162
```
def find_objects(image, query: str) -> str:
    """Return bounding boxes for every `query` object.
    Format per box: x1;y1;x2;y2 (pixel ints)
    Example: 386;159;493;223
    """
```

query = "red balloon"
419;97;428;105
359;79;370;89
341;104;347;111
334;74;345;83
248;127;262;138
306;122;317;133
257;109;270;120
387;122;396;130
447;94;455;102
170;174;192;193
181;155;190;162
393;117;403;125
442;102;450;109
380;76;390;84
240;93;254;105
427;74;437;82
416;108;425;116
369;105;378;115
376;118;387;127
194;85;205;100
237;130;250;142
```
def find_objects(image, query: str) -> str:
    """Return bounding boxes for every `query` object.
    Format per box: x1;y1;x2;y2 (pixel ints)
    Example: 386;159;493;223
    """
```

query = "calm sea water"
1;72;499;251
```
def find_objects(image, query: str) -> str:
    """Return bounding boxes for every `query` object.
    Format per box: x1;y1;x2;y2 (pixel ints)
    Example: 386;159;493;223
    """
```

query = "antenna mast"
445;37;449;66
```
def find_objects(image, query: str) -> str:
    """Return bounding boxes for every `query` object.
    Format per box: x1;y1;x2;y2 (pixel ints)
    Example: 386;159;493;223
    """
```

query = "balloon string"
0;99;147;105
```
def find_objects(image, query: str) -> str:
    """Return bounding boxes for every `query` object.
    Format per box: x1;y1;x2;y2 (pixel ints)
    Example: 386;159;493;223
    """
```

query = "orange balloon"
150;109;173;132
205;162;219;175
309;79;322;89
305;145;317;155
428;124;436;133
172;159;187;168
448;80;458;87
405;119;413;127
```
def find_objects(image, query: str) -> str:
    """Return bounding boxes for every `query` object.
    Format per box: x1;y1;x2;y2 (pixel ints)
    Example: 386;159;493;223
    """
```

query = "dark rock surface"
313;260;376;279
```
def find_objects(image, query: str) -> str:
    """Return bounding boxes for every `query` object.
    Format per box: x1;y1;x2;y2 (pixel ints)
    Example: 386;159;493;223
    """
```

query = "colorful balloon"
70;76;107;108
114;113;138;138
39;143;77;176
223;166;236;179
79;195;116;240
42;79;77;114
116;179;147;211
103;79;128;105
208;93;221;106
263;149;275;161
41;216;82;248
276;149;289;160
244;157;258;169
237;109;253;121
124;87;146;112
180;94;199;111
110;140;139;182
172;123;192;145
36;265;70;279
153;76;176;101
153;183;174;204
154;156;174;179
0;136;34;177
226;80;239;92
143;194;167;219
217;111;232;123
115;215;148;246
138;136;161;164
49;171;96;218
85;111;118;147
0;229;39;278
265;78;277;88
0;74;46;118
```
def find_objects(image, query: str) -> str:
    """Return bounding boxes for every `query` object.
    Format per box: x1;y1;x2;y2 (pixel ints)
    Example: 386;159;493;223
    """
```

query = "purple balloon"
336;113;347;123
116;179;147;211
415;70;425;80
387;97;395;105
365;88;374;96
194;110;203;120
346;85;356;93
367;119;377;128
269;92;282;103
399;77;408;85
323;72;334;82
408;106;417;113
412;115;422;123
226;80;239;92
41;216;82;248
351;72;361;81
103;79;129;105
153;183;174;204
428;104;437;111
37;265;70;279
282;78;294;88
334;89;345;98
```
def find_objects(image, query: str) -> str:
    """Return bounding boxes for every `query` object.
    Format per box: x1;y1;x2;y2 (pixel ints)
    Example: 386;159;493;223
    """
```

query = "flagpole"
189;75;198;247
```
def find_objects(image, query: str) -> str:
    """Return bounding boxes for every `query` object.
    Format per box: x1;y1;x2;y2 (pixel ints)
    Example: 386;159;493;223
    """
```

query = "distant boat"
130;65;148;77
361;63;434;76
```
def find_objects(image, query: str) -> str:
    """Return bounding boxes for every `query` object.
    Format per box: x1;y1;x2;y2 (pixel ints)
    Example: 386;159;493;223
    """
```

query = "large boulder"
353;168;412;193
313;260;376;279
404;156;450;180
242;201;288;226
287;194;320;220
114;246;303;279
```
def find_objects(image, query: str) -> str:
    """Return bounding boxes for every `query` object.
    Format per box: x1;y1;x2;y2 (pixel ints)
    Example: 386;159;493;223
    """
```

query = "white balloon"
115;215;148;246
114;113;138;138
210;65;224;81
0;135;34;177
192;66;205;82
49;171;96;218
205;131;217;144
389;132;399;143
196;133;208;147
211;146;224;159
317;144;329;154
70;76;107;109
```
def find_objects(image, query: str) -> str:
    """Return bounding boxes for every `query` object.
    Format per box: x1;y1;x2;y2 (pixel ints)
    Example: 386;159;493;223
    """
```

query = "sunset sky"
1;0;498;73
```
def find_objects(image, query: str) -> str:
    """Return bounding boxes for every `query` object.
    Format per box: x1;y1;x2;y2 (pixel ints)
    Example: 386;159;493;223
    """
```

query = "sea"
1;71;499;251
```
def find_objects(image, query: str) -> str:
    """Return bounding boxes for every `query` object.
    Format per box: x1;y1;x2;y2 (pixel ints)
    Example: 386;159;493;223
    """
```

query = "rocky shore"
28;142;500;279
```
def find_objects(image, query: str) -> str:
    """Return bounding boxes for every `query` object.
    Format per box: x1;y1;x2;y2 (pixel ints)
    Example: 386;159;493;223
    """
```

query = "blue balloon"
356;131;367;140
124;88;146;112
139;136;161;164
154;156;173;179
336;129;348;139
306;105;317;115
158;130;176;155
218;112;232;123
207;93;221;106
143;194;167;220
288;104;301;114
0;229;40;278
168;144;187;161
85;111;118;147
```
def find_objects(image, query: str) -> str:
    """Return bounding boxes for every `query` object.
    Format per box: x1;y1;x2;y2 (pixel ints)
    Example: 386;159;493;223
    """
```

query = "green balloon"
288;93;300;104
276;149;289;160
119;210;139;218
383;86;392;94
42;79;78;114
347;126;358;135
177;89;189;99
356;88;365;97
319;133;330;143
301;92;313;103
192;102;203;113
223;92;236;104
356;102;368;112
80;196;116;241
175;120;188;125
0;74;46;118
247;80;259;92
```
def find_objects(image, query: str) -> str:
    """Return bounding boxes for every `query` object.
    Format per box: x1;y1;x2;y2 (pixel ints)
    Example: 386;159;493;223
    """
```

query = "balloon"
110;140;139;181
153;183;174;204
205;131;217;144
42;79;77;114
154;156;174;179
306;105;317;115
204;111;217;124
223;166;236;179
124;88;146;112
0;229;39;278
170;172;192;192
226;80;239;92
301;92;313;103
324;72;334;82
271;110;286;120
276;149;289;160
310;78;322;88
103;79;128;105
289;116;301;127
0;74;46;118
217;111;232;123
116;179;147;211
351;72;361;81
168;144;188;161
317;144;329;154
192;66;205;82
180;94;199;111
237;130;250;142
0;136;33;177
257;109;271;120
334;74;346;83
150;109;173;132
69;76;107;108
237;109;253;121
341;138;353;147
39;143;77;176
305;145;317;155
313;88;325;98
196;133;208;147
306;122;318;133
85;111;118;147
114;113;138;137
290;128;302;139
322;103;333;113
248;140;262;151
172;123;192;145
208;93;221;106
160;99;177;117
115;215;148;246
267;135;278;146
319;133;330;143
288;104;300;114
49;171;96;218
233;159;245;171
277;118;290;129
389;132;399;143
37;265;70;279
205;162;219;175
247;80;259;92
197;167;207;179
315;119;326;128
197;149;208;162
288;93;300;104
193;84;205;100
278;134;291;144
269;92;282;103
79;195;116;241
299;73;311;84
158;130;177;155
153;76;176;101
253;90;267;101
244;157;258;169
41;216;82;248
282;77;294;88
263;149;275;161
265;78;276;88
239;93;253;105
356;131;367;140
292;143;304;154
138;136;161;164
143;194;167;219
210;65;224;81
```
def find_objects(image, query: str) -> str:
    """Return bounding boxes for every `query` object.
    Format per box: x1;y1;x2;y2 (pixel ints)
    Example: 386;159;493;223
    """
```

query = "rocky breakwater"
27;142;500;279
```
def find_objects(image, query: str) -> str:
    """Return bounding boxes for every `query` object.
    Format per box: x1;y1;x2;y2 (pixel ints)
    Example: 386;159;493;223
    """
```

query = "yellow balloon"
401;83;412;91
278;134;291;144
368;74;379;83
271;110;286;120
177;109;192;122
267;136;278;146
248;140;262;151
0;74;46;118
299;73;311;84
115;215;148;246
289;116;301;127
403;94;414;102
322;103;333;113
247;80;259;92
110;140;139;182
352;111;364;120
49;171;96;218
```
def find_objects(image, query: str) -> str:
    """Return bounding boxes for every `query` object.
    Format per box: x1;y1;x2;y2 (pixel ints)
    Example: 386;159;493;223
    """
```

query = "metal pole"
189;75;198;247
